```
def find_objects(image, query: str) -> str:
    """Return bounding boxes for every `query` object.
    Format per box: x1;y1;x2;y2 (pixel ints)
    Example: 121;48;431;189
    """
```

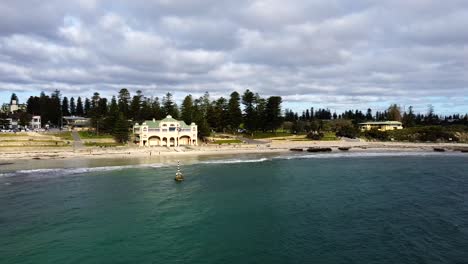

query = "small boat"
433;148;445;152
307;147;332;152
174;160;184;182
338;147;351;151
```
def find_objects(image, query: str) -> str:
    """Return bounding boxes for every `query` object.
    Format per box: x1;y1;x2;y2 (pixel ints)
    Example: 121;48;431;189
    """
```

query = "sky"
0;0;467;115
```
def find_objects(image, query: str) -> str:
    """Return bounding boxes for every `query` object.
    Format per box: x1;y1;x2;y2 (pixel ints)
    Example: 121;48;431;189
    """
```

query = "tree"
76;97;84;116
366;108;373;120
50;90;62;126
18;112;32;128
103;96;119;134
151;97;163;120
62;97;70;116
118;88;131;118
387;104;402;121
10;93;18;104
209;97;228;131
162;92;179;118
227;91;242;132
242;89;256;132
402;106;415;127
180;95;194;125
84;98;91;117
129;90;143;121
265;96;282;132
70;97;76;116
113;113;130;143
140;98;153;121
254;93;266;131
26;96;40;115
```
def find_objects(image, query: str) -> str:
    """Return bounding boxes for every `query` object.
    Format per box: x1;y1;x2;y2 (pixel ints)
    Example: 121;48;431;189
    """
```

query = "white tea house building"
133;115;198;147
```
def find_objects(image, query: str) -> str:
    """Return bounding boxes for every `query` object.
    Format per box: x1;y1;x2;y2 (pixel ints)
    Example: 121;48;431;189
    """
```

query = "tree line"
2;89;466;142
21;89;283;141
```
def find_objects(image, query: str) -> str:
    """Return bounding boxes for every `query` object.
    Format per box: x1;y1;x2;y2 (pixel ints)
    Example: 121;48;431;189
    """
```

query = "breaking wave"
0;163;166;178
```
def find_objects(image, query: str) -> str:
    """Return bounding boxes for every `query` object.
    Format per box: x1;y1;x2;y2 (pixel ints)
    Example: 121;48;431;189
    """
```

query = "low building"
30;116;41;129
359;121;403;132
133;115;198;147
63;116;91;129
1;100;26;114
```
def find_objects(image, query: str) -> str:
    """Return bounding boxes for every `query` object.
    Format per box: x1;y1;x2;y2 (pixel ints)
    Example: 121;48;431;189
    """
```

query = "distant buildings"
1;99;26;114
359;121;403;132
2;115;41;130
63;116;91;129
133;115;198;147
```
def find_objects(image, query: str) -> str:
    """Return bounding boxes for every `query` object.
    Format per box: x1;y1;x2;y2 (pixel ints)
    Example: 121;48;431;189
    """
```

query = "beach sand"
1;139;466;162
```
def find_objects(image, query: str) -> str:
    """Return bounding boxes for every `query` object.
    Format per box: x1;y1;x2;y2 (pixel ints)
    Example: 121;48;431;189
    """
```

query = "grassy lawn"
0;133;28;137
84;142;124;147
248;132;295;139
321;131;338;141
79;131;113;139
213;139;243;144
51;132;73;140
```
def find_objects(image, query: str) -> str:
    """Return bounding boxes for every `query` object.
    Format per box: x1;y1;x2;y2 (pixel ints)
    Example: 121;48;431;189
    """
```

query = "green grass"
0;133;28;137
78;131;113;139
51;132;73;140
84;142;124;147
0;139;67;143
213;139;243;144
248;132;295;139
0;145;70;148
321;132;338;141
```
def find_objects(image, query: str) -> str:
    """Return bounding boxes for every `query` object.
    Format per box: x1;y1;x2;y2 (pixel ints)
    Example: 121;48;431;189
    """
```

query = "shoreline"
1;141;467;162
0;141;467;172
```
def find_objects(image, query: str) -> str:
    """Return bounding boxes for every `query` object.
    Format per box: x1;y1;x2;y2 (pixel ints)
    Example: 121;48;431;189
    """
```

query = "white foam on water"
200;157;270;164
0;163;167;178
274;151;465;160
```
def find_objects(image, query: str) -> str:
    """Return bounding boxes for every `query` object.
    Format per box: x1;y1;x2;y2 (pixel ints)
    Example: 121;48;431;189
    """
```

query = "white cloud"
0;0;466;114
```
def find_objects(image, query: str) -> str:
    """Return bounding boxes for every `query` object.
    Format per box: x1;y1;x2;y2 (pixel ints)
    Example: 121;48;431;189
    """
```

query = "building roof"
63;116;90;121
138;115;194;128
143;120;161;128
359;121;402;125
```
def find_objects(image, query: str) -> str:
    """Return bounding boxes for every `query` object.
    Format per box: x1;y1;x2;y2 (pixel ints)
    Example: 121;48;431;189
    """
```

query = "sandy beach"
1;139;467;162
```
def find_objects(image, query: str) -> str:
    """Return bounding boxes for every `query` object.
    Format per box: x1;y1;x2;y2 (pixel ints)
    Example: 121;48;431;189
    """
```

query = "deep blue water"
1;153;468;263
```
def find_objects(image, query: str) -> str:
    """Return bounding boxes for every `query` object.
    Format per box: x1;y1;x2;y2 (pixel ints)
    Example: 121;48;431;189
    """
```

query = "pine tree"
129;90;143;121
62;97;70;116
265;96;282;132
162;92;178;118
180;95;194;125
118;88;131;118
227;91;242;132
10;93;18;104
84;98;91;117
76;97;84;116
70;97;76;116
242;89;256;132
113;113;129;143
366;108;373;120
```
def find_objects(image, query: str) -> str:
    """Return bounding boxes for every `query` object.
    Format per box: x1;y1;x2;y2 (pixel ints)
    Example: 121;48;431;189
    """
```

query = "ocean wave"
274;151;465;160
0;163;166;178
199;157;270;164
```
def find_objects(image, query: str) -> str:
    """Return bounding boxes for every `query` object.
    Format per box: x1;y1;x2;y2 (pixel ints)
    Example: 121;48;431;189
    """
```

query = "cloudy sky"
0;0;467;114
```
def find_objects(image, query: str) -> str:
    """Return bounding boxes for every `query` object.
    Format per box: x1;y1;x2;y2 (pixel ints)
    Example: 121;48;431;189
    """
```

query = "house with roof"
133;115;198;147
1;99;26;114
359;121;403;132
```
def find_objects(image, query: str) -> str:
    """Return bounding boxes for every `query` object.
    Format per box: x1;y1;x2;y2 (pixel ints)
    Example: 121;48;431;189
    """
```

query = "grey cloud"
0;0;467;114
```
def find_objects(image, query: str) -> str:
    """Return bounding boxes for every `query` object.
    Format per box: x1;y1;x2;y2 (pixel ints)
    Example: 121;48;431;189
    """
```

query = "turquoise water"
1;153;468;263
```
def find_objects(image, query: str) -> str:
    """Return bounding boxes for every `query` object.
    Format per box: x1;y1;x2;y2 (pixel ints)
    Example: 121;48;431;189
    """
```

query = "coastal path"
72;130;84;150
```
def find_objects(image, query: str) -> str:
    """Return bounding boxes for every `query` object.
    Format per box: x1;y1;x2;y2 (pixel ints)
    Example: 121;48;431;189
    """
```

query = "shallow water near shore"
1;153;468;263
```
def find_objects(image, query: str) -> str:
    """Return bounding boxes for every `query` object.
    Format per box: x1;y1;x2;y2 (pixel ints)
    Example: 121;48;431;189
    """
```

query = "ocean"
1;152;467;263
